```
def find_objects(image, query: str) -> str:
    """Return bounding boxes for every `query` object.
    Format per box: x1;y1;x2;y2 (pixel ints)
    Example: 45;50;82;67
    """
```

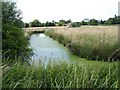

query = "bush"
30;19;41;27
2;24;33;62
71;22;81;27
2;1;33;62
24;23;29;28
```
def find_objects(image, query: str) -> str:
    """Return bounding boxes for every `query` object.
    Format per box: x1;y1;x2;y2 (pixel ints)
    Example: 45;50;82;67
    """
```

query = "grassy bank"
2;60;119;88
3;26;120;88
45;26;119;60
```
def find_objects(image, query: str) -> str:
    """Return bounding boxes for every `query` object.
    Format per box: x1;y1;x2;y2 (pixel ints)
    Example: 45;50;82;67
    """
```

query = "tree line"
24;15;120;28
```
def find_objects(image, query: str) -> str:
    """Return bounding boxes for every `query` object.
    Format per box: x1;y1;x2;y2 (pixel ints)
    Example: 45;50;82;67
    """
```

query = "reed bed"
45;26;119;60
2;60;119;88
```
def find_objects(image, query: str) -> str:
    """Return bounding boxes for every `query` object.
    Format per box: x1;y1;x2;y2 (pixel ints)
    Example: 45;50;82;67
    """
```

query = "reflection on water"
29;33;70;65
29;33;86;66
39;33;45;37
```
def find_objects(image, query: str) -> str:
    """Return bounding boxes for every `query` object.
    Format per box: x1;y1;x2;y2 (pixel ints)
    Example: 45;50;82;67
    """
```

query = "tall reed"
2;60;119;88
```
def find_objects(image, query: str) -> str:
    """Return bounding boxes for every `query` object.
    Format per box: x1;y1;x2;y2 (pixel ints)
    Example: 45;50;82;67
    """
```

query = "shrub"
2;24;33;62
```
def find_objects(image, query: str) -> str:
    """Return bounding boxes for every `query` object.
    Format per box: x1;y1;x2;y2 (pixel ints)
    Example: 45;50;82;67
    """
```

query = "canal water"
29;33;86;66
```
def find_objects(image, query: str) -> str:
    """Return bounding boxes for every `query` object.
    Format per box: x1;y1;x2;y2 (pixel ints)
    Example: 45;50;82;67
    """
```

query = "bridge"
22;26;67;36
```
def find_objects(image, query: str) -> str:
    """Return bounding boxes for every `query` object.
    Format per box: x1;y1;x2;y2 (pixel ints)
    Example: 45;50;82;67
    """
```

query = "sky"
16;0;120;23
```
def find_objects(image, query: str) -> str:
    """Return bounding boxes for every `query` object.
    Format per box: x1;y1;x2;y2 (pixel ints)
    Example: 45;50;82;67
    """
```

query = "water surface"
29;33;86;66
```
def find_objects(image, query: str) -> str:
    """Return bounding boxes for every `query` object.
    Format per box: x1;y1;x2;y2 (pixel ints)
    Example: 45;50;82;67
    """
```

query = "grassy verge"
45;26;119;60
2;60;119;88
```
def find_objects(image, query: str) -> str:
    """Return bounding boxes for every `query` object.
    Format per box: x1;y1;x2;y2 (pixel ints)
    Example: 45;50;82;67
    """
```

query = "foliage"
58;20;66;26
30;19;41;27
24;23;29;28
45;28;119;61
105;15;120;25
2;24;33;61
81;21;88;25
2;60;119;88
45;21;55;27
2;1;24;28
71;22;81;27
2;1;32;62
27;15;120;27
89;19;98;25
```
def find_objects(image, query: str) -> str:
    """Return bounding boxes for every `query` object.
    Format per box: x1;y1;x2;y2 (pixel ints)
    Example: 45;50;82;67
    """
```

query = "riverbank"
45;26;119;61
3;26;120;88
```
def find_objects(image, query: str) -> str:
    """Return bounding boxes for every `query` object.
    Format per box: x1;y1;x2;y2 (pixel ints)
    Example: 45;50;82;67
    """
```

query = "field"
45;26;119;60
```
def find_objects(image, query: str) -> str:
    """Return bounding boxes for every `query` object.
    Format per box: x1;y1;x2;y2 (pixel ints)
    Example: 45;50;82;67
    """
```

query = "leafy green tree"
66;19;72;24
89;19;98;25
104;15;120;25
30;19;41;27
24;23;29;28
58;20;66;26
100;20;105;25
2;1;32;62
116;16;120;24
2;1;24;28
105;18;116;25
45;21;55;27
40;23;45;27
71;22;81;27
2;24;32;61
81;21;88;25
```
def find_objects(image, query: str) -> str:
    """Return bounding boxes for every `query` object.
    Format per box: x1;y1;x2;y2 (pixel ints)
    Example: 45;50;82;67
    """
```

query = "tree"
89;19;98;25
24;23;29;28
100;20;105;25
58;20;66;26
66;19;72;24
2;1;24;28
81;21;88;25
30;19;41;27
2;24;32;61
45;21;55;27
71;22;81;27
2;1;32;62
116;16;120;24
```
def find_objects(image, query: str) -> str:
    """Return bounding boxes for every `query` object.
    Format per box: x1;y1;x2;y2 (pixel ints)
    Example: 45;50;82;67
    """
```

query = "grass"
2;59;119;88
45;26;119;60
3;26;120;88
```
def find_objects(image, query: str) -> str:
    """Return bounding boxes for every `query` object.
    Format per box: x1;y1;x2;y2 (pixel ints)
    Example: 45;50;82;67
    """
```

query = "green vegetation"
45;28;119;61
2;1;24;28
71;22;81;27
1;0;120;89
2;59;119;88
44;21;56;27
81;15;120;25
24;23;29;28
89;19;99;26
2;1;32;62
29;19;44;27
25;15;120;28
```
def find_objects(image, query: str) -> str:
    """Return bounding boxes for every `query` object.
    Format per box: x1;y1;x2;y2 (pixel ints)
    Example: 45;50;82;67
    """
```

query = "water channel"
29;33;86;66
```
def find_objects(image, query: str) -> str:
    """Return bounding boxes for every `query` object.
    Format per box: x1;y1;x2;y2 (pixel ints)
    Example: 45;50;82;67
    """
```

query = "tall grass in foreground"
2;60;119;88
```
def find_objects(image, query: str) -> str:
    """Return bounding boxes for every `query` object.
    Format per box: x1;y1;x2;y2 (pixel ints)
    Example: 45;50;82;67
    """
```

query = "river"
29;33;86;66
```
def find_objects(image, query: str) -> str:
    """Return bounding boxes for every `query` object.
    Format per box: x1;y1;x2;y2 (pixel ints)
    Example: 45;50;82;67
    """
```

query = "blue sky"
16;0;120;23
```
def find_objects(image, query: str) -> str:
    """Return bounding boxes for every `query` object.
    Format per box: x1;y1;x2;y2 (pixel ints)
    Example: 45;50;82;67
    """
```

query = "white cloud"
16;0;119;23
